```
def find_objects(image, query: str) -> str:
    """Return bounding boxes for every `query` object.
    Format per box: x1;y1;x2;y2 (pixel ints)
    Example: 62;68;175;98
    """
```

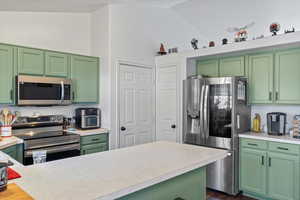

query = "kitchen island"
3;141;227;200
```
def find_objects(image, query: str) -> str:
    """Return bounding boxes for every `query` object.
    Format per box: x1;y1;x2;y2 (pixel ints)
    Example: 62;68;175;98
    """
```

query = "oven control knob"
50;116;57;122
56;116;63;122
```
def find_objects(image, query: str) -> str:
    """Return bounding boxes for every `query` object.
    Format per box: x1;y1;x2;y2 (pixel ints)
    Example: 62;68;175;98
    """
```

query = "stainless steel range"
13;115;80;165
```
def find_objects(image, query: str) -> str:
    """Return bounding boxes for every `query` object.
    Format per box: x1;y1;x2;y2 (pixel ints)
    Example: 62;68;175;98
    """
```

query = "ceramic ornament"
227;22;255;42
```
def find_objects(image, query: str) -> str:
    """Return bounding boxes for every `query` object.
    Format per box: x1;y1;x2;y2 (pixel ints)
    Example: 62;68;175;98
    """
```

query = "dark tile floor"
207;189;257;200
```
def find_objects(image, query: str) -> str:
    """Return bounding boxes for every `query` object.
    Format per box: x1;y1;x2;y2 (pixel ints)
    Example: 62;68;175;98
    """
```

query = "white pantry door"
156;65;178;142
119;64;154;148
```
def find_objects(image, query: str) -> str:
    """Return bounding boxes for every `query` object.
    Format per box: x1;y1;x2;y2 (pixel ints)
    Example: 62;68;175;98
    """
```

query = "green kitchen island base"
118;167;206;200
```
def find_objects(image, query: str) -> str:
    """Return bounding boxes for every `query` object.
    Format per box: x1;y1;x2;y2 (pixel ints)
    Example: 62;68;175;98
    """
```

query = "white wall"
173;0;300;49
0;11;91;55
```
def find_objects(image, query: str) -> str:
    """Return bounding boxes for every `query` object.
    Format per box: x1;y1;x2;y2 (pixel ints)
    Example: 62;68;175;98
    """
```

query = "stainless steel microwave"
16;75;72;106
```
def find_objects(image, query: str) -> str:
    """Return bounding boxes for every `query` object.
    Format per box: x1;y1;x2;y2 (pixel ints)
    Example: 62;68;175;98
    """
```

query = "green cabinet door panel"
45;51;69;77
219;56;245;76
118;167;206;200
0;44;14;104
248;53;274;104
240;148;267;196
197;59;219;77
17;47;44;75
267;152;299;200
71;55;99;103
1;144;23;164
275;49;300;104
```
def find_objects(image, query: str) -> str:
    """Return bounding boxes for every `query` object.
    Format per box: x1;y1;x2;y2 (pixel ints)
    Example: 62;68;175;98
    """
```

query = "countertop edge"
0;137;24;150
239;133;300;145
98;151;228;200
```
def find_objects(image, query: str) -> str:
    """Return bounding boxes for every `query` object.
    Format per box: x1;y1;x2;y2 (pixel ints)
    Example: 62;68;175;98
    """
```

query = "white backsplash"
251;105;300;132
0;104;99;118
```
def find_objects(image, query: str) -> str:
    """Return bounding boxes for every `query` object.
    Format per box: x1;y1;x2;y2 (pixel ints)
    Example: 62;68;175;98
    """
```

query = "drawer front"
81;142;107;155
241;138;268;150
269;142;300;155
81;133;108;145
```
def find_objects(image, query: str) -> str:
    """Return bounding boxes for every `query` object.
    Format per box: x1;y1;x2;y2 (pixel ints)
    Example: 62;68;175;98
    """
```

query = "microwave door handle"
61;81;64;102
199;85;205;136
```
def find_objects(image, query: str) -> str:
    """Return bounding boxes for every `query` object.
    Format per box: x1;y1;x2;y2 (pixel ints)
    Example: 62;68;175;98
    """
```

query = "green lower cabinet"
80;133;109;155
71;55;99;103
118;167;206;200
219;56;245;76
267;152;299;200
240;149;267;196
197;59;219;77
1;144;23;164
240;138;300;200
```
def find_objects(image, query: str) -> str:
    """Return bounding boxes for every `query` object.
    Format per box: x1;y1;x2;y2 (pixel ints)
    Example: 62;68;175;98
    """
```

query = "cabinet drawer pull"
261;156;264;165
174;198;185;200
269;157;271;167
277;147;289;151
91;138;100;142
269;92;272;101
247;143;258;146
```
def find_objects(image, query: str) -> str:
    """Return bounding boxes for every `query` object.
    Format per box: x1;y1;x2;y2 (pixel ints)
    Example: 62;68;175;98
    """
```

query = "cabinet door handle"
10;89;13;100
277;147;289;151
72;91;75;100
247;143;258;146
269;157;271;167
275;92;279;101
269;92;272;101
174;198;185;200
261;156;264;165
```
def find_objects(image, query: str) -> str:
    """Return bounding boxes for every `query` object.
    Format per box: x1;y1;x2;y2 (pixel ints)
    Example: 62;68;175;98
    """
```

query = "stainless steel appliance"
13;115;80;165
267;112;287;135
183;76;251;195
16;75;72;106
75;108;101;130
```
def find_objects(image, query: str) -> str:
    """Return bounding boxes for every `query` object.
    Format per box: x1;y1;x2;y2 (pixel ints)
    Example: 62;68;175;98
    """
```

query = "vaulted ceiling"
0;0;189;12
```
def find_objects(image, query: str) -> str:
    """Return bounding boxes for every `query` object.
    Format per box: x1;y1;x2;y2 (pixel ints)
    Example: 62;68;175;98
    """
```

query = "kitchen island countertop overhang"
4;141;228;200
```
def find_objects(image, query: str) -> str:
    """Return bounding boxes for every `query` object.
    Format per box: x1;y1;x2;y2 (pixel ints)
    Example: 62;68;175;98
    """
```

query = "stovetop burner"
16;130;75;140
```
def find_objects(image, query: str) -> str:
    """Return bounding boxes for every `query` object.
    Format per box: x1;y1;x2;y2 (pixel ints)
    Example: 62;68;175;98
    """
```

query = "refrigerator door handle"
203;85;209;139
200;85;205;135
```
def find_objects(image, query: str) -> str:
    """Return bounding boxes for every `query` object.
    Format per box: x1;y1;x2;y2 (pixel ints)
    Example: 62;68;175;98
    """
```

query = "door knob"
171;124;176;129
120;126;126;131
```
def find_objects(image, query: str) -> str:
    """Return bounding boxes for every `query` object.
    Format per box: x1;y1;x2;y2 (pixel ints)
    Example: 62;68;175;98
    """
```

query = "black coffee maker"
267;112;287;135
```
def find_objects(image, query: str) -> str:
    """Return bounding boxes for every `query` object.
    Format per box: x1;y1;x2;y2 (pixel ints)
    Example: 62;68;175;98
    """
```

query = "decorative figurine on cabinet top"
157;43;167;55
270;23;280;36
209;41;215;47
222;38;228;45
285;27;295;34
191;38;198;50
227;22;255;42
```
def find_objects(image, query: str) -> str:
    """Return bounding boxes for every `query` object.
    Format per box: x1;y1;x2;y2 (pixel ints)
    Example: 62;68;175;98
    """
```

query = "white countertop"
239;132;300;145
8;141;227;200
66;128;109;136
0;136;23;150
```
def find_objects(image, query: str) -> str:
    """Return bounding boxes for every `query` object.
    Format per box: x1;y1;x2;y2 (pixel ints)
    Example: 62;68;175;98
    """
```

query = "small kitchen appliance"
267;112;287;135
75;108;101;130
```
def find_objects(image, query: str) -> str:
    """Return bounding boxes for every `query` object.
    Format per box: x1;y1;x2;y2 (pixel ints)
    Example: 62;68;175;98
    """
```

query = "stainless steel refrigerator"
183;76;251;195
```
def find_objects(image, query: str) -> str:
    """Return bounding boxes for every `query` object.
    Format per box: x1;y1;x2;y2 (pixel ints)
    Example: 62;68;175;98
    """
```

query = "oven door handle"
24;143;80;158
61;81;64;102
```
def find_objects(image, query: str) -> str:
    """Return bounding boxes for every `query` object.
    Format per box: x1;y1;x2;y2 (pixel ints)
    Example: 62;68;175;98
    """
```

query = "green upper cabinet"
219;56;245;76
267;152;299;200
197;59;219;77
240;148;267;196
17;47;44;75
71;55;99;103
275;49;300;104
248;53;274;104
0;44;13;104
45;51;69;77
